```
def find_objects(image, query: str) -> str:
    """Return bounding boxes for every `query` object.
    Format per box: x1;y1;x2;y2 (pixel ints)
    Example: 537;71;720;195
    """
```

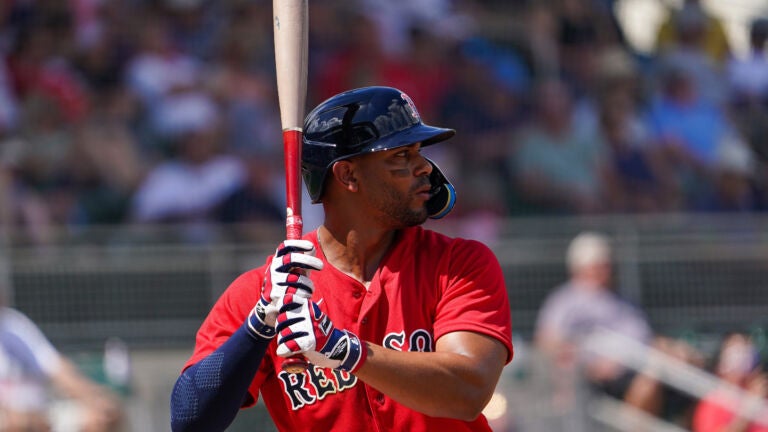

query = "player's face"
355;143;433;228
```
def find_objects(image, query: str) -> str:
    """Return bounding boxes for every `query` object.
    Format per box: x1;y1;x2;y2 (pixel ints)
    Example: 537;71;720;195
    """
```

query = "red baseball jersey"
184;226;513;432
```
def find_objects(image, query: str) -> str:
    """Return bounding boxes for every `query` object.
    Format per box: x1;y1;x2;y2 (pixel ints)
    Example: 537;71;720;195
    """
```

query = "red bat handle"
283;129;303;240
281;129;310;374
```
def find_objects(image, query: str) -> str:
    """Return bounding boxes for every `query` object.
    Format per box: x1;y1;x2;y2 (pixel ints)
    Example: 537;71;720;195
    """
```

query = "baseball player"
170;86;513;432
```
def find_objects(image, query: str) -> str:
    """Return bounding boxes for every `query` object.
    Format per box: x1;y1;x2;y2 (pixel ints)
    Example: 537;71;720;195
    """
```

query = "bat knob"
281;356;310;374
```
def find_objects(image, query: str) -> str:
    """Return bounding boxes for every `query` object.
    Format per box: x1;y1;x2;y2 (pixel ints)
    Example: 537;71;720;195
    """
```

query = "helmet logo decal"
401;93;420;121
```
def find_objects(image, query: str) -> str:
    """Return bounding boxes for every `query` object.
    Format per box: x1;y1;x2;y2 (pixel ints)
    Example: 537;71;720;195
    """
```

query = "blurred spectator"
0;140;55;245
307;0;350;82
693;136;767;212
69;0;132;95
728;18;768;168
655;0;731;67
507;78;609;214
653;0;728;106
535;232;700;420
124;13;213;155
0;160;11;237
215;156;284;238
314;10;455;119
0;303;123;431
358;0;469;57
6;20;90;126
595;48;679;212
589;0;630;48
379;25;454;122
68;88;145;225
443;171;507;247
439;41;525;216
130;107;246;236
206;18;280;156
3;25;91;232
525;2;560;78
693;333;768;432
313;10;388;102
645;60;738;209
440;40;526;154
0;56;19;134
161;0;226;62
727;18;768;105
555;0;623;101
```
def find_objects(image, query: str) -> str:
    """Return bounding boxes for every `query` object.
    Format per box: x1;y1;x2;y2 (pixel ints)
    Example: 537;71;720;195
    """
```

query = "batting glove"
247;240;323;340
275;301;367;373
246;299;278;339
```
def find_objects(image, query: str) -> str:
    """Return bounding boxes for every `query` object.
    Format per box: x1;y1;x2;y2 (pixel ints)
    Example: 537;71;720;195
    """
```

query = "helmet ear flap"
425;159;456;219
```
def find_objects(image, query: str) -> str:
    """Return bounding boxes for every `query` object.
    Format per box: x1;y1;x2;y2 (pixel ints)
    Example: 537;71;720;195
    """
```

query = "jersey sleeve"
433;239;513;363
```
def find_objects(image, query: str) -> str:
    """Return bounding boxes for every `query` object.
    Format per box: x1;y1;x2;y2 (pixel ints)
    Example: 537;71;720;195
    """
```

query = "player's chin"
403;205;429;227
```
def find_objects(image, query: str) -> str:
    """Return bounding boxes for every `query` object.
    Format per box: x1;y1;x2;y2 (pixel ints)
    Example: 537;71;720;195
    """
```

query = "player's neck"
317;224;397;284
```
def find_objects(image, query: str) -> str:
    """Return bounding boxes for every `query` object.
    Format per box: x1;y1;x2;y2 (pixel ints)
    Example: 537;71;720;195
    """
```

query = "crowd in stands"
0;0;767;246
0;2;765;429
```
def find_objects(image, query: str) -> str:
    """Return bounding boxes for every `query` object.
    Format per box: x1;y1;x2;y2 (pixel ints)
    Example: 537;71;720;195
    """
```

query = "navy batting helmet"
302;86;456;219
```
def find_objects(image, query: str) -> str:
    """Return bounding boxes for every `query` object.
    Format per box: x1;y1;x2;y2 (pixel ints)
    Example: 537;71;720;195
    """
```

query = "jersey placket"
357;273;394;426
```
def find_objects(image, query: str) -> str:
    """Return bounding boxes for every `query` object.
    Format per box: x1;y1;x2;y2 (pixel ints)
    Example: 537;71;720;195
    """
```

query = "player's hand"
275;301;367;373
247;240;323;340
264;239;323;306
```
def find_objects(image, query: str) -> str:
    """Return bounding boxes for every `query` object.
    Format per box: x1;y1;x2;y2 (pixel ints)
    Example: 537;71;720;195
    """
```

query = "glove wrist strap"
340;330;367;374
246;299;276;340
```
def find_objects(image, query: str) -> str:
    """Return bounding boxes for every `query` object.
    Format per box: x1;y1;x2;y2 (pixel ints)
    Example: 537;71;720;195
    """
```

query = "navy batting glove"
275;301;367;373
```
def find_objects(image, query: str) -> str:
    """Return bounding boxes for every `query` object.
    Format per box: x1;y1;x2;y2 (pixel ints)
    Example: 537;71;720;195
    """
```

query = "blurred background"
1;0;768;430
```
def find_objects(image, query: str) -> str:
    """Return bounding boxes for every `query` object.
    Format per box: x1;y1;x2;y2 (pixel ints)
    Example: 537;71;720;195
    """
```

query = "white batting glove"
275;301;367;373
246;240;323;340
265;239;323;307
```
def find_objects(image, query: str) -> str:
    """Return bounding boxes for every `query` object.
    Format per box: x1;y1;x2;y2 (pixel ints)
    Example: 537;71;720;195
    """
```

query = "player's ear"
331;160;358;193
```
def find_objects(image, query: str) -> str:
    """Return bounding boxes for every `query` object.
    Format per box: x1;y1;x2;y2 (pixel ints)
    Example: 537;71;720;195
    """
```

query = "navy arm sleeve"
170;324;270;432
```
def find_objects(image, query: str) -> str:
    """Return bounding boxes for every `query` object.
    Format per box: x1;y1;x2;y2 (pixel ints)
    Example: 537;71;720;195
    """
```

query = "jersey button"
352;291;362;299
361;317;368;325
375;394;385;404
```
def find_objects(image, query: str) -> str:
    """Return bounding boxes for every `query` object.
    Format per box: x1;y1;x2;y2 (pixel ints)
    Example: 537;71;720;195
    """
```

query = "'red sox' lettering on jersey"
276;328;435;410
382;330;434;352
184;226;512;432
277;367;357;410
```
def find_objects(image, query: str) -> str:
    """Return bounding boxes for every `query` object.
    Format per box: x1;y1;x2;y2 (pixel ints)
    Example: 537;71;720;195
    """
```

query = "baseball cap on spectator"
566;231;612;272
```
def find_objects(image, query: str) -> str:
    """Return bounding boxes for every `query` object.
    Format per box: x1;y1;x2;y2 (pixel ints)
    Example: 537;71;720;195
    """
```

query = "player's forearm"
170;325;271;432
354;342;504;421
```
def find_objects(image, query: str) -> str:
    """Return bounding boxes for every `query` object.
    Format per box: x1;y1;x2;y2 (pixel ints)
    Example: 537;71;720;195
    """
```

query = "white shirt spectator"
125;19;217;138
727;49;768;100
132;154;246;222
0;307;63;412
535;280;652;348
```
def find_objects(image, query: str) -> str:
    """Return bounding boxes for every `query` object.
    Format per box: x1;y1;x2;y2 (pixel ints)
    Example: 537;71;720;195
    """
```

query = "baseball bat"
273;0;310;374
